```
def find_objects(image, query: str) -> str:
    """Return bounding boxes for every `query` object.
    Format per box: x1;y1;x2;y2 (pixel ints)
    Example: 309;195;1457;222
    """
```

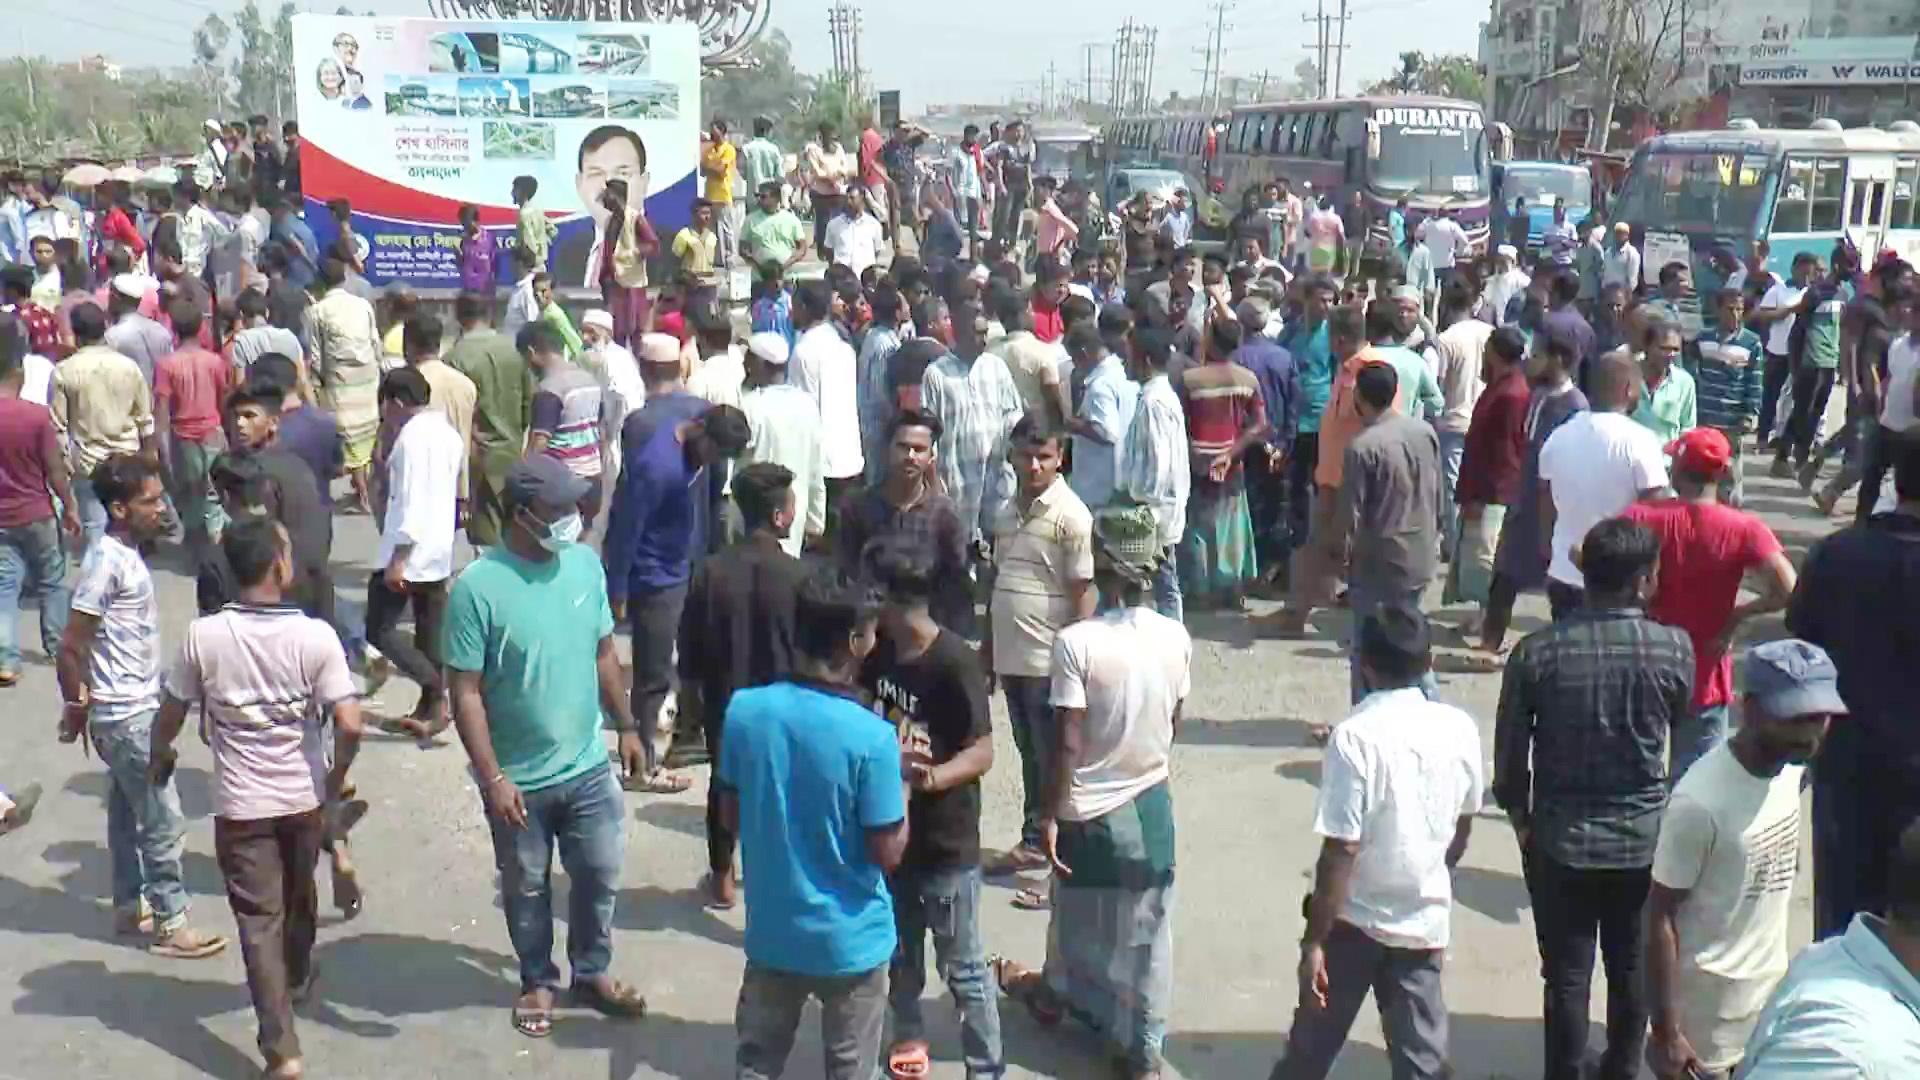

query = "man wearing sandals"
718;565;908;1080
992;513;1191;1080
444;455;653;1038
57;455;228;958
150;517;366;1080
862;538;1005;1079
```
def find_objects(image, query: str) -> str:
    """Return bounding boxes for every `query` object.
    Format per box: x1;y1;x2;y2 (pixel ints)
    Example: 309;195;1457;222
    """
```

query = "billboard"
292;15;699;289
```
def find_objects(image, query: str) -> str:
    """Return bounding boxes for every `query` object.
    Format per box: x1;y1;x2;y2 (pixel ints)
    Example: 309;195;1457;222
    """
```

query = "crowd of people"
0;105;1918;1080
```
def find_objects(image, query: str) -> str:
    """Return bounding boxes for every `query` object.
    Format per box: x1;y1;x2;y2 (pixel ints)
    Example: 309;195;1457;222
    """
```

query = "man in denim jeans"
718;565;907;1080
983;413;1094;886
0;311;80;685
444;455;652;1038
56;455;227;958
862;538;1004;1079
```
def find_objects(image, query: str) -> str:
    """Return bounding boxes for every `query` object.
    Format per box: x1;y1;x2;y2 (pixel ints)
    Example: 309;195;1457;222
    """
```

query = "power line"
21;0;198;49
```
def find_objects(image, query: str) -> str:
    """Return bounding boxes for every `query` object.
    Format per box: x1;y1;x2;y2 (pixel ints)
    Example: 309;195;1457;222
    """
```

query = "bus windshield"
1615;149;1771;235
1372;114;1487;197
1504;167;1590;209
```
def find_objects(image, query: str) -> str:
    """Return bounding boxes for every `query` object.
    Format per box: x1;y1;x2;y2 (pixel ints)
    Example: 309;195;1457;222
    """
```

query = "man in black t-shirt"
859;536;1003;1079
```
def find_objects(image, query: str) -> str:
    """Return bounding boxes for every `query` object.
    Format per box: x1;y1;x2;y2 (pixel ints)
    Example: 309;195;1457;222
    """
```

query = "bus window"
1894;160;1917;227
1318;112;1337;158
1810;158;1846;231
1773;159;1813;232
1228;115;1249;153
1300;115;1318;159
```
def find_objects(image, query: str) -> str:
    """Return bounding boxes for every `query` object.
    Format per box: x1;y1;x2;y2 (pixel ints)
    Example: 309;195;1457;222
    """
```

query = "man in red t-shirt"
0;310;80;684
152;300;233;555
1623;427;1797;781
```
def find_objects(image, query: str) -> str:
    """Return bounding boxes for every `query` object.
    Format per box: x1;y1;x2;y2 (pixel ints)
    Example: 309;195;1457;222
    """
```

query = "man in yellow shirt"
511;174;556;271
672;200;720;288
701;119;739;275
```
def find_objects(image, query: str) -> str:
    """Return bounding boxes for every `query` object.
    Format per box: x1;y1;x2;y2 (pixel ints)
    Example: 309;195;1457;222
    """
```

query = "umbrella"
139;164;180;189
61;162;110;188
108;165;144;184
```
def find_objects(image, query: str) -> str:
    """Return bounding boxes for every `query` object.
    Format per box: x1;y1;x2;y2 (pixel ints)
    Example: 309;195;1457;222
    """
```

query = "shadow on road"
13;958;259;1079
1164;1010;1544;1079
1179;717;1324;750
1452;865;1530;925
65;765;216;821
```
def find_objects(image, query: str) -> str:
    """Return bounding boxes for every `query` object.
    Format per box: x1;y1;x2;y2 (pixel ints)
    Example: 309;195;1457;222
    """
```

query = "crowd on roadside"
0;104;1917;1080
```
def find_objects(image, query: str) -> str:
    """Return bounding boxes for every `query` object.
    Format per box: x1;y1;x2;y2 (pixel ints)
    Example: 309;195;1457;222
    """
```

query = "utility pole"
1333;0;1350;97
1143;27;1158;111
1303;5;1328;98
1113;20;1133;114
1209;0;1233;114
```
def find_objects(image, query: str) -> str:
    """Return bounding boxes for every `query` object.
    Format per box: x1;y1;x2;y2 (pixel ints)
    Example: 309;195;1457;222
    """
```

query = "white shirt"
587;341;645;482
1315;687;1484;950
1652;743;1804;1069
1884;333;1919;433
1122;373;1191;549
788;323;864;479
22;353;53;407
824;212;886;279
1422;217;1469;270
178;202;230;278
1431;319;1493;434
1538;410;1669;587
1048;606;1192;823
1486;268;1531;327
1757;281;1807;356
1602;242;1642;291
502;274;540;342
741;383;829;556
688;345;746;411
377;409;463;583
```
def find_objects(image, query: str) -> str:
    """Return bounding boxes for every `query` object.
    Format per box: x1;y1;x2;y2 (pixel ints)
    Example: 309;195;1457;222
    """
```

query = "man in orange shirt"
1265;304;1399;637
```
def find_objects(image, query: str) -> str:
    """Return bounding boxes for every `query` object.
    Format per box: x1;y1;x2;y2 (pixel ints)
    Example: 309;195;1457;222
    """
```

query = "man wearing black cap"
1271;604;1482;1079
444;454;652;1038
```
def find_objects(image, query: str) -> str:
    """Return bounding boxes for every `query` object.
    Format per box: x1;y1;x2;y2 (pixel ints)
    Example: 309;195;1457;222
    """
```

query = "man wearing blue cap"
1645;639;1842;1080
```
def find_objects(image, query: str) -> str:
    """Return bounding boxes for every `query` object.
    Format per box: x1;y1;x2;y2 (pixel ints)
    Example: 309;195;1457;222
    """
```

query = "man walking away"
676;462;805;910
1494;517;1694;1080
367;368;461;740
718;565;907;1080
54;303;158;551
1537;348;1669;619
1646;639;1840;1080
863;538;1004;1080
1446;327;1528;644
989;514;1190;1079
445;289;536;547
738;332;828;557
1121;328;1192;620
445;455;653;1039
1623;428;1795;780
1271;604;1482;1079
153;300;231;556
57;455;227;958
150;518;364;1079
0;312;78;685
521;323;608;529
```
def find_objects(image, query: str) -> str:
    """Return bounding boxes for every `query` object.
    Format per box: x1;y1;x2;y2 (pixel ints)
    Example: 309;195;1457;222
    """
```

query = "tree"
703;30;808;140
1365;51;1484;101
231;0;281;122
1581;0;1715;147
0;58;206;162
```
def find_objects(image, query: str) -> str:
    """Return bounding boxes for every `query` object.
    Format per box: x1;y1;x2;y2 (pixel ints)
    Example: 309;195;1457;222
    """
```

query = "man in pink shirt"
153;300;232;554
1033;176;1078;260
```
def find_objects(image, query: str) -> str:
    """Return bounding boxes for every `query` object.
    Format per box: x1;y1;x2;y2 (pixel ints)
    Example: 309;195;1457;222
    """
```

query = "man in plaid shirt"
1495;516;1694;1080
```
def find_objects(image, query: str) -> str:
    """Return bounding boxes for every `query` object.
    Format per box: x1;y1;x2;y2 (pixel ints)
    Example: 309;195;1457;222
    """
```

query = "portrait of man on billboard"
554;123;650;287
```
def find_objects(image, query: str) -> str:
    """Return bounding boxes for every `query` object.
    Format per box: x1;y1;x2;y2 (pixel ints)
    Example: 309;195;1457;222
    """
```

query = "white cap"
968;263;990;284
746;331;790;366
1496;243;1518;259
109;273;150;300
352;234;370;264
581;308;615;333
638;332;680;368
203;119;221;134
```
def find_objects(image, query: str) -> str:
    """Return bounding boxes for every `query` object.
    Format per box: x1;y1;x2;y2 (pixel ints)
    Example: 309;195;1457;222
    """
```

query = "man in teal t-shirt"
1773;257;1855;476
1280;274;1340;557
717;565;908;1080
443;455;650;1037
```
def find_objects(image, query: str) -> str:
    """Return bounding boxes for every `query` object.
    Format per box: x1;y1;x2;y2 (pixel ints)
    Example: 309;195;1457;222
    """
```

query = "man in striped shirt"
1687;288;1766;507
521;323;608;529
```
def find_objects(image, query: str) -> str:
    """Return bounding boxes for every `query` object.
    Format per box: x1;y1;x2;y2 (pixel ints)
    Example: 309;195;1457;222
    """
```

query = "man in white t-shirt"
367;366;463;739
1422;207;1471;289
1751;251;1817;448
1272;603;1482;1077
1647;639;1843;1080
1538;349;1670;618
988;512;1188;1076
824;187;887;280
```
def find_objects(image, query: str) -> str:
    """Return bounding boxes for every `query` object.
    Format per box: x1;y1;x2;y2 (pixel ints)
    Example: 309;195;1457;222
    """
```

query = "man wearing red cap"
1624;427;1797;780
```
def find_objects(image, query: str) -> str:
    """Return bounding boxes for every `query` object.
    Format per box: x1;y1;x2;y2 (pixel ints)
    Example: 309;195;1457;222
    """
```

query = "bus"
1491;160;1594;253
1611;121;1920;292
1100;95;1498;259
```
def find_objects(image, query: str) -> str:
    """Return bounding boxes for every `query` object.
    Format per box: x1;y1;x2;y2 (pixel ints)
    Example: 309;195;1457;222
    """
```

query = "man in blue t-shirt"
442;455;650;1038
718;564;908;1080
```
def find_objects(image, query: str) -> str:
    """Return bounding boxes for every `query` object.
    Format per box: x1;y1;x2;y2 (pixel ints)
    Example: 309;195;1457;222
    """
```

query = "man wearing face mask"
366;367;462;741
445;454;655;1038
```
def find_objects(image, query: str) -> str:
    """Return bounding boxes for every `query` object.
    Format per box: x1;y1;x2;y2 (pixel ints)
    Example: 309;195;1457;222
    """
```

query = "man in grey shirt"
1336;360;1441;702
102;275;174;385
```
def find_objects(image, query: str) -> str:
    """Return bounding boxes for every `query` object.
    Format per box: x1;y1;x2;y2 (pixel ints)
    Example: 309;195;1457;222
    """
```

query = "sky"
12;0;1486;108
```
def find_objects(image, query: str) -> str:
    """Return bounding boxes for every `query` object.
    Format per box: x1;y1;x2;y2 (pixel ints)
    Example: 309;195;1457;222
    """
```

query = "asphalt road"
0;421;1852;1079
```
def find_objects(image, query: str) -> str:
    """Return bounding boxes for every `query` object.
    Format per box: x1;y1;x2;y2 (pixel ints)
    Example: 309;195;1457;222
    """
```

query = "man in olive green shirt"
445;290;536;546
513;175;557;272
